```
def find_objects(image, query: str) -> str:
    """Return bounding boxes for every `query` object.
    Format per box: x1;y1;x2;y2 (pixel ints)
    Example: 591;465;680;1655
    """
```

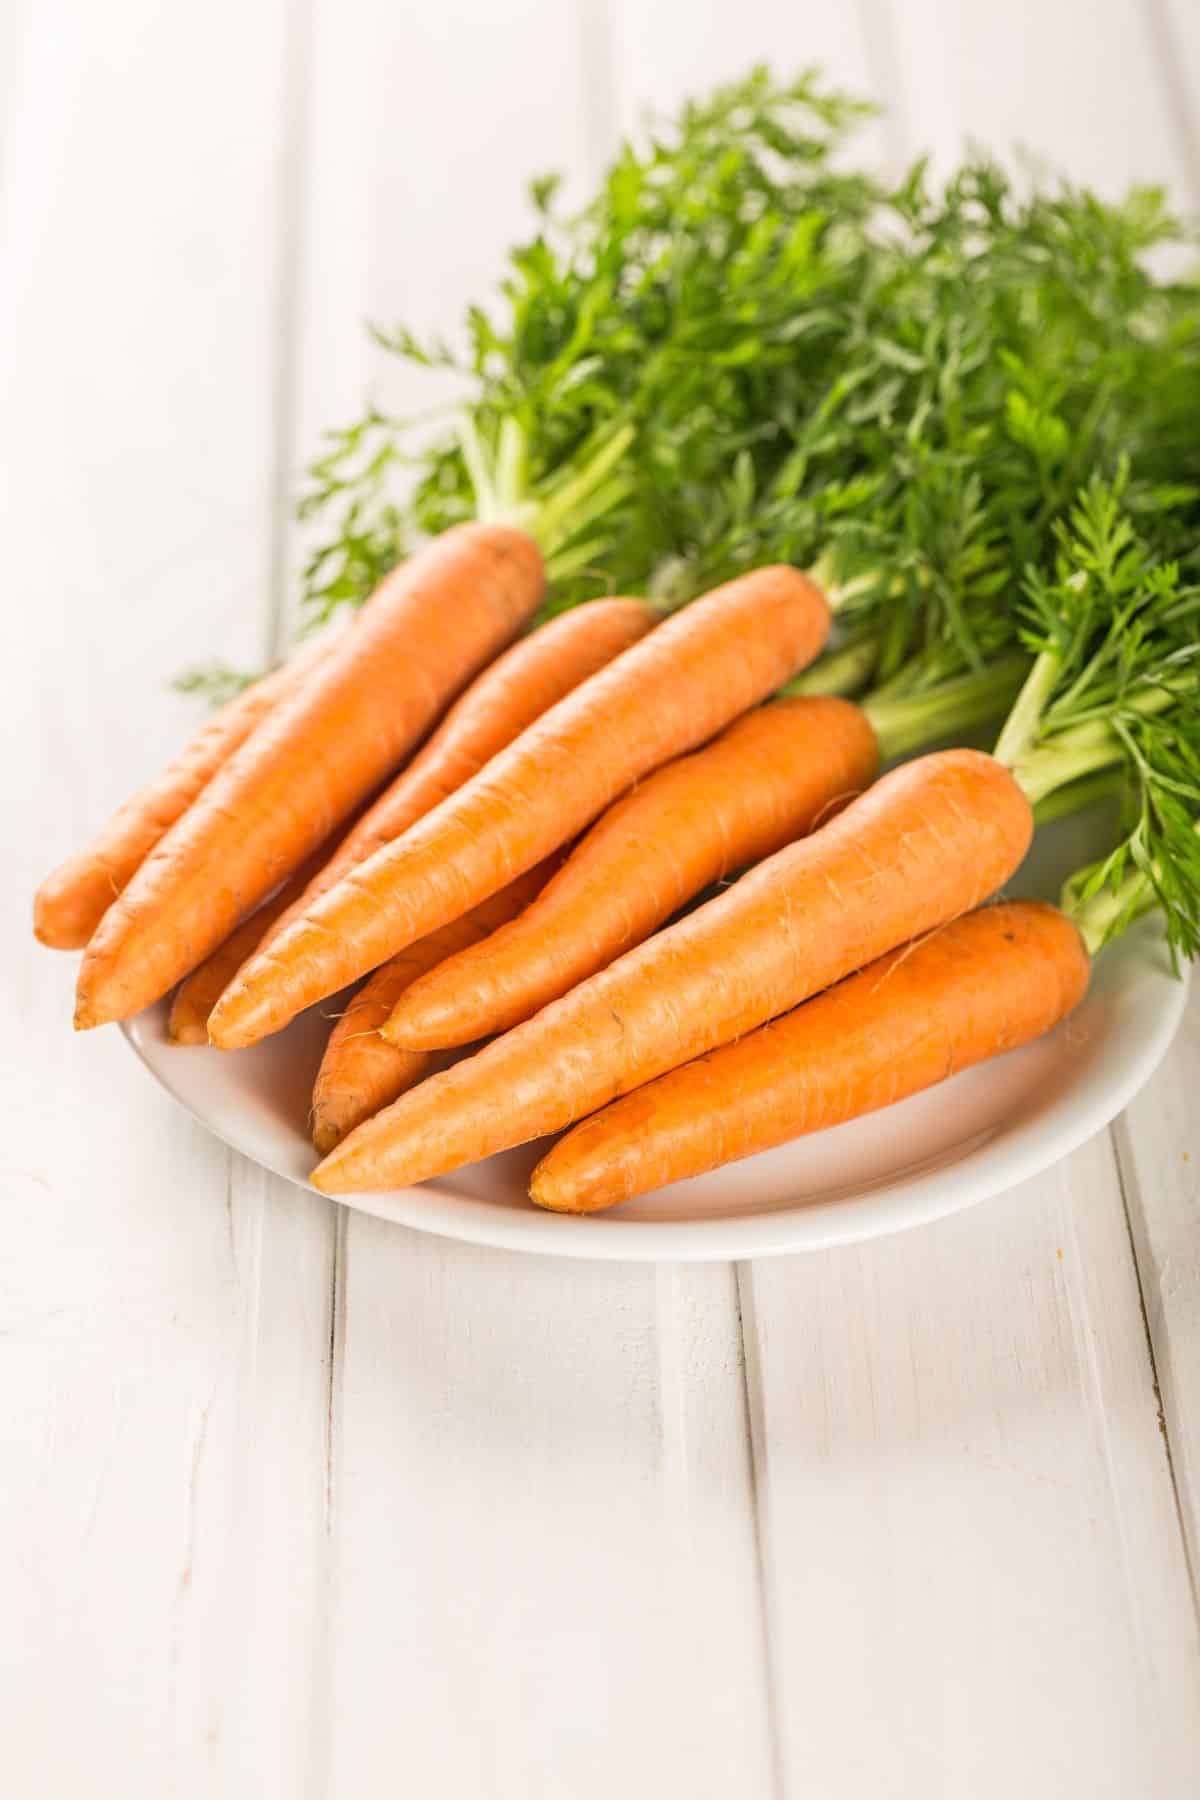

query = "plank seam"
1141;0;1200;211
850;0;911;172
576;0;620;184
324;1203;347;1537
734;1261;787;1800
265;0;317;662
307;1199;345;1800
1107;1116;1200;1615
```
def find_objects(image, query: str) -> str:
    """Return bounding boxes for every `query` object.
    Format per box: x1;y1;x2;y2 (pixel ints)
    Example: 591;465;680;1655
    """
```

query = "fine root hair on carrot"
212;563;832;1051
528;900;1091;1212
310;747;1033;1196
75;522;544;1029
382;695;879;1051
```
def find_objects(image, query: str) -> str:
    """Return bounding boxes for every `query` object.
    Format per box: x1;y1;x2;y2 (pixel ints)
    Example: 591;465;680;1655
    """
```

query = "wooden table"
5;2;1199;1792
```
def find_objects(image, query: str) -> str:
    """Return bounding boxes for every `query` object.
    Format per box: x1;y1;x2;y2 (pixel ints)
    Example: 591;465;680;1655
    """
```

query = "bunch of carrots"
34;73;1200;1215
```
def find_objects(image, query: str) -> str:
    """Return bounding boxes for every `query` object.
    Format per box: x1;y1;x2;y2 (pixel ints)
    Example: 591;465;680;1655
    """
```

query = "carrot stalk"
73;523;544;1029
529;900;1090;1212
310;861;554;1154
250;598;652;969
33;635;327;950
385;696;879;1051
310;747;1033;1195
210;564;832;1050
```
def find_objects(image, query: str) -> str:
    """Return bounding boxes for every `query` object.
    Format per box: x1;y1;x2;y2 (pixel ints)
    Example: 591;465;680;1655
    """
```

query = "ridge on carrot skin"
310;749;1033;1196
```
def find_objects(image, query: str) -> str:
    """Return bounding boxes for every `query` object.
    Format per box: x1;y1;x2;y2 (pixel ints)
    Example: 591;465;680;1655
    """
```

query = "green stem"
1010;684;1175;807
1062;860;1158;958
1032;768;1124;829
782;632;881;699
494;416;528;515
804;547;840;597
803;545;894;614
457;413;497;520
993;647;1061;769
862;654;1030;761
520;422;636;555
1063;818;1199;958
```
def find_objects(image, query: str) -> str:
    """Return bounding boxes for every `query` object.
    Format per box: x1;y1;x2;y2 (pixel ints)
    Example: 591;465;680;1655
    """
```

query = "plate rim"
121;919;1189;1263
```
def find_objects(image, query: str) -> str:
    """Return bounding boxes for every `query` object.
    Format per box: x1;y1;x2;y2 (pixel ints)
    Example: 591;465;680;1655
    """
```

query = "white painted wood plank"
295;5;777;1785
610;10;1200;1792
291;0;619;527
1115;987;1200;1575
1;4;333;1794
869;0;1200;1739
1114;0;1200;1587
608;0;898;166
1144;0;1200;210
886;0;1191;194
742;1141;1200;1796
324;1228;773;1799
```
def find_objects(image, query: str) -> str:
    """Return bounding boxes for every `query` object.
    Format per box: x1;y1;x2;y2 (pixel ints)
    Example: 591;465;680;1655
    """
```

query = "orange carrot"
74;522;543;1029
385;696;879;1051
310;748;1033;1194
167;868;314;1044
529;900;1090;1212
211;565;831;1050
254;597;652;967
33;635;327;950
310;861;554;1154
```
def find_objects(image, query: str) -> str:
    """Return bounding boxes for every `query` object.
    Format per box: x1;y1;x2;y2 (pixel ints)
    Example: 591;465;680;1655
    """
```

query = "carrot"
167;867;315;1044
210;565;831;1050
529;900;1090;1211
33;634;327;950
310;861;554;1154
252;597;652;968
74;522;543;1029
310;747;1033;1194
385;696;879;1051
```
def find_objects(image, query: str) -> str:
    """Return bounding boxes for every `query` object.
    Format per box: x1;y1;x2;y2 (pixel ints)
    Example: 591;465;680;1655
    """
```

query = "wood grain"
1;3;333;1793
5;2;1200;1795
741;1141;1200;1794
322;1233;773;1796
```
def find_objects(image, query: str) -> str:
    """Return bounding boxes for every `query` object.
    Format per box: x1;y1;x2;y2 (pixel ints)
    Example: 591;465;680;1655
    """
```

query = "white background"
3;2;1200;1795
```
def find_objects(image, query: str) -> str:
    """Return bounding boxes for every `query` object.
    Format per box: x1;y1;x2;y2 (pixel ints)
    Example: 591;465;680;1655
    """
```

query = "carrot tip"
167;1021;208;1046
311;1122;341;1156
33;905;88;951
527;1174;569;1213
206;1015;248;1051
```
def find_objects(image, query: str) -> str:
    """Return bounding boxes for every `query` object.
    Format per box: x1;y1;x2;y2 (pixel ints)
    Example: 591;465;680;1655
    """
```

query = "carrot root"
255;597;653;968
310;862;554;1151
311;748;1033;1196
529;900;1090;1212
212;564;831;1051
384;695;879;1050
74;523;543;1029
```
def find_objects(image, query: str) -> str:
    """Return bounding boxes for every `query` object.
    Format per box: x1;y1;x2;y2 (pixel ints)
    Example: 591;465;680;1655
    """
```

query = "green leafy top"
993;473;1200;960
299;68;879;622
298;68;1199;738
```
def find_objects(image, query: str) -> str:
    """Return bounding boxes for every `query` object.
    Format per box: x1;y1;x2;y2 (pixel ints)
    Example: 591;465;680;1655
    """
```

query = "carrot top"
299;74;1199;696
990;476;1200;962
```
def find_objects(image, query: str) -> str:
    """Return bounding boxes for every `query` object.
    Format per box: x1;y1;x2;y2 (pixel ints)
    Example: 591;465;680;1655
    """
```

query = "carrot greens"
300;70;1198;707
990;477;1200;960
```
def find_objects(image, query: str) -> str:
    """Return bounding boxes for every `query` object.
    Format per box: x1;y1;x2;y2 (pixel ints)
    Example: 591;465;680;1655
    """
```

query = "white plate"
122;808;1189;1262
